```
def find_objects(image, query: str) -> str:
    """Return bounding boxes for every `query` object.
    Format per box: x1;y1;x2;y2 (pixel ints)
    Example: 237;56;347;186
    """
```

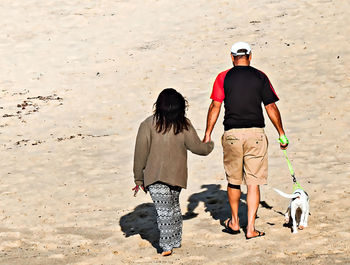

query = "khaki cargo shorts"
222;128;268;185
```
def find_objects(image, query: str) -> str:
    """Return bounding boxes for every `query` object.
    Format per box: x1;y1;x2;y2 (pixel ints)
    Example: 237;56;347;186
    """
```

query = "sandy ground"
0;0;349;264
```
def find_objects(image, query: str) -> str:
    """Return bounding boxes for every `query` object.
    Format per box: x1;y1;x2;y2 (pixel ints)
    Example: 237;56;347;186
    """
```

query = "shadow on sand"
182;184;247;225
119;203;162;253
120;184;279;252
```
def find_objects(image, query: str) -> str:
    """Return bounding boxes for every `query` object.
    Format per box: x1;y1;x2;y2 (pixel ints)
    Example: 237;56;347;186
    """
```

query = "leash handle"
279;135;289;145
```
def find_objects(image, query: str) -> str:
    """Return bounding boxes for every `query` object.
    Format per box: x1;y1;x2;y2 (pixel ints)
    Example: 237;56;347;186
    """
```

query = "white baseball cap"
230;42;251;56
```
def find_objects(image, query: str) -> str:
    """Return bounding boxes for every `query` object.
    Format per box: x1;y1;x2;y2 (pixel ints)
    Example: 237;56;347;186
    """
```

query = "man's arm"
203;100;222;143
265;102;288;149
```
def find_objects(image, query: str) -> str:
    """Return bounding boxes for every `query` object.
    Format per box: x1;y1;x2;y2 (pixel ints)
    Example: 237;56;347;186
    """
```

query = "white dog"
273;188;310;233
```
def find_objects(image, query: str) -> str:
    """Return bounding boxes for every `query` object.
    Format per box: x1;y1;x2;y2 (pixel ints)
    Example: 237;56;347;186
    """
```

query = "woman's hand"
132;185;145;197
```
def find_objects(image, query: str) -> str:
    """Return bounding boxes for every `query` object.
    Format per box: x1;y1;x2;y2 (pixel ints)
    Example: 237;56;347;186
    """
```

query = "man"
203;42;288;239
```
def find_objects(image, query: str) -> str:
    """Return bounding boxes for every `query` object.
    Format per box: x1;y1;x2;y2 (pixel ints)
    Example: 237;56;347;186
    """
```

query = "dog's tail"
273;188;299;199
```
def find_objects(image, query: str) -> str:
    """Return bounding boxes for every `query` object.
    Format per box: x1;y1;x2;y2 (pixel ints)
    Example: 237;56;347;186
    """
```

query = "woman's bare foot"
162;250;172;256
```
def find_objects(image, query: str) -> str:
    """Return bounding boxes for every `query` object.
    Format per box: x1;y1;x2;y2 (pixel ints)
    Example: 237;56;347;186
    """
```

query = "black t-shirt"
210;66;279;130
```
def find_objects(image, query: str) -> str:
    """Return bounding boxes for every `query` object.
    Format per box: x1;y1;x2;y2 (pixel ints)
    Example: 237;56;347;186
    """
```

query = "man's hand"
279;135;289;150
280;142;288;150
202;133;211;143
203;100;222;143
132;185;145;197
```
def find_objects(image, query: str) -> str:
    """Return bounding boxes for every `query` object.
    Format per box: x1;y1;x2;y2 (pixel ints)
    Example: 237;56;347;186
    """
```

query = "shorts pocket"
246;133;265;150
223;134;240;146
225;135;239;141
255;134;264;144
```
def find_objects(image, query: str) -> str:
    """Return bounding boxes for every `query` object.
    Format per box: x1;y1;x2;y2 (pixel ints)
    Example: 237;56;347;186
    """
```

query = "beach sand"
0;0;349;264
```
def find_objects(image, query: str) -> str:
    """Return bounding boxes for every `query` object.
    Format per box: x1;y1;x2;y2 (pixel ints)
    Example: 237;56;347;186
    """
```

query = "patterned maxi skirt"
148;182;182;252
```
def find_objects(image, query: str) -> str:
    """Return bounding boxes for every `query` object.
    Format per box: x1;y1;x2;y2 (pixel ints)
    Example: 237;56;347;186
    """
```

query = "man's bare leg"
226;184;241;230
246;184;263;238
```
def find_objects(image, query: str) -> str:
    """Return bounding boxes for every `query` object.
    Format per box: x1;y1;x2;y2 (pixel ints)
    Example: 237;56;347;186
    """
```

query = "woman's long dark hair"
153;88;190;135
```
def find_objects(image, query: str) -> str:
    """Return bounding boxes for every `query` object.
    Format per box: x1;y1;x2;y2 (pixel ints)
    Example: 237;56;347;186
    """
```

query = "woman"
133;88;214;256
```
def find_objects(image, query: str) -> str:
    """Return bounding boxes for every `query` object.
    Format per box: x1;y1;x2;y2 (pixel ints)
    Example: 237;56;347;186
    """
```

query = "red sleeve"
210;69;230;103
258;70;279;105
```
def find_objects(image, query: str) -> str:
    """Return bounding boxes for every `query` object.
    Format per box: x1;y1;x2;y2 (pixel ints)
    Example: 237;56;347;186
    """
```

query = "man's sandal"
245;230;265;240
222;218;240;235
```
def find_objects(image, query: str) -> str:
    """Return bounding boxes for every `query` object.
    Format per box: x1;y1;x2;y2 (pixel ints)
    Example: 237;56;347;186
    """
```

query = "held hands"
202;133;211;143
132;185;146;197
278;135;289;150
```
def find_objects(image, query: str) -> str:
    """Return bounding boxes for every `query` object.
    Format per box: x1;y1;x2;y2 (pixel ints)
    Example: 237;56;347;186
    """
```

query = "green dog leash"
282;150;303;191
279;136;303;191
